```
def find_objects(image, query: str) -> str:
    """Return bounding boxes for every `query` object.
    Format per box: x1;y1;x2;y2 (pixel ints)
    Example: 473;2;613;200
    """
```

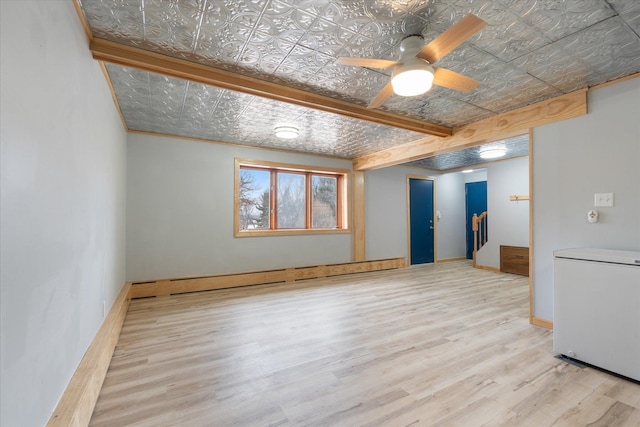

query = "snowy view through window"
239;168;337;230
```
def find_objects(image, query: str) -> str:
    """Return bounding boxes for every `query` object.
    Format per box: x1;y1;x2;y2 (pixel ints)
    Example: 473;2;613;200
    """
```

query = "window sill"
235;228;351;237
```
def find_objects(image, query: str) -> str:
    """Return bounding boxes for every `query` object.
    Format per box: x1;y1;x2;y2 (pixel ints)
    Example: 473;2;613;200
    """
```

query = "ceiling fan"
336;14;487;108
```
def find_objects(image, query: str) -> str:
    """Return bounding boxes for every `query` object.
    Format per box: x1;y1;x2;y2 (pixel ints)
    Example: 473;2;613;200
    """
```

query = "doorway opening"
465;181;488;259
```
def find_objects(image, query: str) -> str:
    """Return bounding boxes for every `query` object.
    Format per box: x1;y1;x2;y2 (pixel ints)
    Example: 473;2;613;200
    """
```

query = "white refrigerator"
553;248;640;381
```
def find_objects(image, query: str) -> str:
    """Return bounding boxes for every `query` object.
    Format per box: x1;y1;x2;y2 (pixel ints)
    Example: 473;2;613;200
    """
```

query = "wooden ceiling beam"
353;89;587;170
90;38;452;138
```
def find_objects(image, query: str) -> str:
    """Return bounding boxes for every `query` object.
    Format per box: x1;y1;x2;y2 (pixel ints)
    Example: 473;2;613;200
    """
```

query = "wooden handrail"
472;211;488;266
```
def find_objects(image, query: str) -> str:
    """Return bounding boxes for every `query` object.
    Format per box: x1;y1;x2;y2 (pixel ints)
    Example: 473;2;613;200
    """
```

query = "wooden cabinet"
500;245;529;276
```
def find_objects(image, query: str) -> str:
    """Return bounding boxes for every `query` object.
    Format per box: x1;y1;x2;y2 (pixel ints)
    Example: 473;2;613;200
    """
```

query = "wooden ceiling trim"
72;0;93;42
90;38;452;138
352;89;587;170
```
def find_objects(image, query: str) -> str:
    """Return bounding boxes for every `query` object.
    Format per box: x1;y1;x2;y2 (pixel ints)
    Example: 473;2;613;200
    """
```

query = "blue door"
465;181;487;259
409;178;434;265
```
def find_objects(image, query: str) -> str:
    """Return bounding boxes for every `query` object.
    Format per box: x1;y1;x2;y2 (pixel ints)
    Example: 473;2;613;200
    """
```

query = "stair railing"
472;211;488;266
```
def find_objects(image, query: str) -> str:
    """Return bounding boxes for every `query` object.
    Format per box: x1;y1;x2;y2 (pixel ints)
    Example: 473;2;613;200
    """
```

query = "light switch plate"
594;192;614;207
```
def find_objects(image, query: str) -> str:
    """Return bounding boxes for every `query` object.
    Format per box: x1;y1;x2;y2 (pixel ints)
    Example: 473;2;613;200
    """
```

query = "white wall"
476;157;530;268
365;166;466;262
0;2;127;426
464;169;487;183
435;172;466;260
365;166;414;261
126;133;353;281
532;77;640;321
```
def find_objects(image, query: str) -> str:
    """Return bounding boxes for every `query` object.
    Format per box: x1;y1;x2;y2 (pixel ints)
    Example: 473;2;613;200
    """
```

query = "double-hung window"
235;159;350;236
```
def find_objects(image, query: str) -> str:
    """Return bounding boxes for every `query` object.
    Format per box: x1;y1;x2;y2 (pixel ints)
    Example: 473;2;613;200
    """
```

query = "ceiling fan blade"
368;82;395;108
417;14;487;64
432;67;480;92
336;57;399;69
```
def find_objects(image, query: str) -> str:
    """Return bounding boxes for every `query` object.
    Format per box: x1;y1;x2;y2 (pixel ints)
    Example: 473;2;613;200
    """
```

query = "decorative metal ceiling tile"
273;44;335;83
297;16;355;57
79;0;640;159
473;19;549;63
505;0;615;42
105;64;427;158
513;16;640;92
403;135;529;171
441;51;560;114
608;0;640;35
383;86;494;127
79;0;143;44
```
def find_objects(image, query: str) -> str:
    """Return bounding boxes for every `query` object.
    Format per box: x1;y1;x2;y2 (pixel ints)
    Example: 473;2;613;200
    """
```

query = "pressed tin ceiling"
77;0;640;162
105;63;427;157
404;134;529;170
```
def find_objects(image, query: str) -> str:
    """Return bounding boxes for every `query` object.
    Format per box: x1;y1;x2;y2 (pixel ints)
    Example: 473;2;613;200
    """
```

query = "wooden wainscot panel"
500;245;530;276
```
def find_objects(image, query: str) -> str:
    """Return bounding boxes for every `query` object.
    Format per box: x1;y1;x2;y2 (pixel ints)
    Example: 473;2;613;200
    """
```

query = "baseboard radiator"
130;257;407;299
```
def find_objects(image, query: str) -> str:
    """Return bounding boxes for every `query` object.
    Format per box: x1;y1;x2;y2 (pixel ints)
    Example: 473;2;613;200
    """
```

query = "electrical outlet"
594;192;614;207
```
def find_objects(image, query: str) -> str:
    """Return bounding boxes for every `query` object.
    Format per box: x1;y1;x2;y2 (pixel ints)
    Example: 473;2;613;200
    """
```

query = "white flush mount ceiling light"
461;169;474;173
391;58;435;97
479;146;507;159
274;126;299;139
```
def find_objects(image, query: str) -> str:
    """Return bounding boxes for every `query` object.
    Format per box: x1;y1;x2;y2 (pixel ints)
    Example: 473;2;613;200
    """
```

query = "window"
312;175;338;228
235;159;349;236
277;172;306;229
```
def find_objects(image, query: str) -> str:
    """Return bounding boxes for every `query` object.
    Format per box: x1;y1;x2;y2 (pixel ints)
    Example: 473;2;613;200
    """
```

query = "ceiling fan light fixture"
479;146;507;159
391;60;434;97
274;126;299;139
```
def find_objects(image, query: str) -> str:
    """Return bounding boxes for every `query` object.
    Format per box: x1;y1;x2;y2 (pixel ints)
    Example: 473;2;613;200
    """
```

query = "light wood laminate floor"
90;261;640;426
